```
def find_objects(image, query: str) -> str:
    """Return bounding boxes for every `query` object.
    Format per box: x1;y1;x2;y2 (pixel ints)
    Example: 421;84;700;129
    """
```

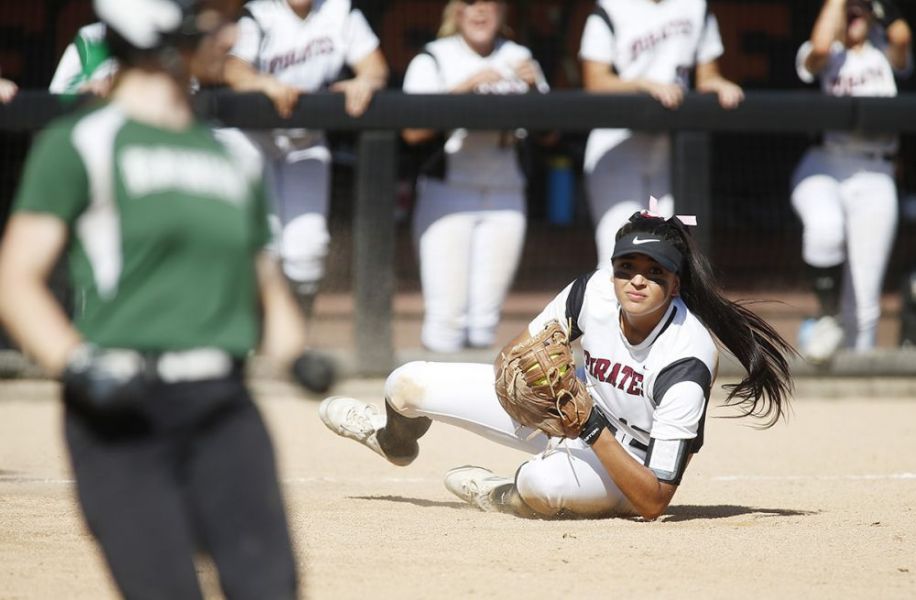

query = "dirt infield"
1;378;914;599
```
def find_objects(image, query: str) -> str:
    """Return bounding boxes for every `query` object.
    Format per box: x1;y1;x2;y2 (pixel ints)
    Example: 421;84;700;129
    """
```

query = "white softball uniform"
230;0;379;285
791;37;906;350
385;268;717;517
403;36;549;352
580;0;723;266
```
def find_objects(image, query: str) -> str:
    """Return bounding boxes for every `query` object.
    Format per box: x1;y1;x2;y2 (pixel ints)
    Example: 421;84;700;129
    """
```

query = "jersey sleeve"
13;122;89;223
229;11;263;65
696;11;725;65
403;53;443;93
343;9;380;67
795;41;817;84
649;356;713;450
48;43;81;93
579;11;616;64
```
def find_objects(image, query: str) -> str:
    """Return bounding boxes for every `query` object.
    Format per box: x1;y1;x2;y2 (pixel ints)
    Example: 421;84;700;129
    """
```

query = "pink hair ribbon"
642;196;697;226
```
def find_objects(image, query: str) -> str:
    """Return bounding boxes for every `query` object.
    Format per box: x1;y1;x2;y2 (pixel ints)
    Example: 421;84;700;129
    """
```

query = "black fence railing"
1;91;914;373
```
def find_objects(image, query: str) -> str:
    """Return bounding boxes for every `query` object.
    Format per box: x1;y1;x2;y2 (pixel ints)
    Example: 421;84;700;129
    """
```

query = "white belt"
154;348;236;383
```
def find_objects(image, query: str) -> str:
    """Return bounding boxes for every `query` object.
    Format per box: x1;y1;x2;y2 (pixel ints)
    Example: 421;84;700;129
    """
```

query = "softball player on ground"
48;22;117;96
791;0;912;363
0;0;317;596
402;0;549;353
580;0;743;267
320;203;794;520
223;0;389;315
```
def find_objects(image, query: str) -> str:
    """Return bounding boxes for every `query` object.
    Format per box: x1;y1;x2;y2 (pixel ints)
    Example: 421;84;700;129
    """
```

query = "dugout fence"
0;90;915;374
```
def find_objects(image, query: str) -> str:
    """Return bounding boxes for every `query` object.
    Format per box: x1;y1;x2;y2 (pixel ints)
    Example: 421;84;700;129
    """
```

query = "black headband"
611;232;684;273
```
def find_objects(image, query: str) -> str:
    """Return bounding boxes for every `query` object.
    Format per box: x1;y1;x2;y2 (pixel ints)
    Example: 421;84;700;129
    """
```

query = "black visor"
611;233;683;273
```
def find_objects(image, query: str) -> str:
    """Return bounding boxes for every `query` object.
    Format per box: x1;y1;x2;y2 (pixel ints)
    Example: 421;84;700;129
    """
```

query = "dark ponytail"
616;213;795;427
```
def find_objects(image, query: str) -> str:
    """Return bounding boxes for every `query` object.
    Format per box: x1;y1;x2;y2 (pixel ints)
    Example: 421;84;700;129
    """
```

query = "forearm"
223;57;278;93
886;20;912;71
811;0;846;52
0;275;80;376
583;69;652;94
589;429;675;520
352;51;389;90
256;253;308;367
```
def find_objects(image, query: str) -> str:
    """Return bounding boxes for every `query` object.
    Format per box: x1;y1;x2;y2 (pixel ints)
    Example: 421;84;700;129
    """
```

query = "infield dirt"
1;378;914;599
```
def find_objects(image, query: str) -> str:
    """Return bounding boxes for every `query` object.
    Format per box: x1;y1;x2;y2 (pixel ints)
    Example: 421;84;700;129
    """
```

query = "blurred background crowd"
0;0;914;363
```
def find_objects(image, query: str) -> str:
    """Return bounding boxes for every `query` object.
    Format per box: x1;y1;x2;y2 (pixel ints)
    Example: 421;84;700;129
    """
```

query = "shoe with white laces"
802;315;844;364
319;396;418;466
444;465;515;513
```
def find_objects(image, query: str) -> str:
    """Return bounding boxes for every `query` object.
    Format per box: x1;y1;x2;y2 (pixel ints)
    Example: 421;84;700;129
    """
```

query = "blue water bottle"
547;156;574;226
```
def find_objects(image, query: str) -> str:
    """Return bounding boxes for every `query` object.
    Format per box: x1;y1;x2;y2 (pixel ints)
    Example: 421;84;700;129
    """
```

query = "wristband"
579;405;613;446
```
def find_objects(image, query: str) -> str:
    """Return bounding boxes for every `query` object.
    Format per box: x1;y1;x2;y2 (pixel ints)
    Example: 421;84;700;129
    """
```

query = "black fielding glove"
62;344;148;418
578;405;614;446
291;350;336;394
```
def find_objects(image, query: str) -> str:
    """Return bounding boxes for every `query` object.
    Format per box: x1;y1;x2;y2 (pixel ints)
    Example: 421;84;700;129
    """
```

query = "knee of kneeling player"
514;463;567;518
384;362;429;417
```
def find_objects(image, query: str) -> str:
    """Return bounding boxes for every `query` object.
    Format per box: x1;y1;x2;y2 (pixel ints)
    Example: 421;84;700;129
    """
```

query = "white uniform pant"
385;361;638;517
412;178;526;352
246;129;331;285
791;147;898;350
585;131;674;268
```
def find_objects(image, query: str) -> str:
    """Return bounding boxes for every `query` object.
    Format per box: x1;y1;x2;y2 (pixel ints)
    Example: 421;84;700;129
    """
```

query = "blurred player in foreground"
791;0;912;363
320;201;794;520
224;0;389;317
580;0;743;267
0;0;329;596
402;0;549;353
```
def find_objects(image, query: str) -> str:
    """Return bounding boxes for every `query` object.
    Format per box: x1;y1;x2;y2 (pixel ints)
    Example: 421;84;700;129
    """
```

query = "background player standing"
319;206;794;519
402;0;549;353
223;0;389;316
0;0;318;596
579;0;743;267
791;0;912;363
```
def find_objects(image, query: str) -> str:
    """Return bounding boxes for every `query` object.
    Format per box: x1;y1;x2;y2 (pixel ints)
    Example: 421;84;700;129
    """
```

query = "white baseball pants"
412;178;526;353
791;147;898;350
247;130;331;286
585;131;674;268
385;361;638;517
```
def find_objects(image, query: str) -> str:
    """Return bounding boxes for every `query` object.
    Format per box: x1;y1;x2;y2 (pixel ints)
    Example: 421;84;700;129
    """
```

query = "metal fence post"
672;132;712;253
354;131;397;375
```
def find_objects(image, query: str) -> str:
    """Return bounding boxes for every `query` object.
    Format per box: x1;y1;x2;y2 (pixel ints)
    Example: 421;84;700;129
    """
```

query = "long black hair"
616;212;795;427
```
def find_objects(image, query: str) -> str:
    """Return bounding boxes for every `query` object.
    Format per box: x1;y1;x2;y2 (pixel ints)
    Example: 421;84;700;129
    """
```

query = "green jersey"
48;23;116;95
14;104;271;356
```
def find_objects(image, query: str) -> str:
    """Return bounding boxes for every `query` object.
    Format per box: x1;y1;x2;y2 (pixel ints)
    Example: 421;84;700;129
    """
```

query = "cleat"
318;396;417;466
444;465;514;513
801;315;844;364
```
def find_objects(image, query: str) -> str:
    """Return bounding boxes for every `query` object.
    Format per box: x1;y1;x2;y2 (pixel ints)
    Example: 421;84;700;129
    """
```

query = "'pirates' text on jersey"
579;0;723;87
403;36;549;190
797;39;901;154
529;268;718;455
232;0;379;92
14;104;271;355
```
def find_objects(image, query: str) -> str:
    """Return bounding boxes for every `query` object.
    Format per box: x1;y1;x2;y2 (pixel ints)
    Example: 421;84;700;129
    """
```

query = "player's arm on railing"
806;0;847;75
0;213;81;376
695;60;744;109
223;56;300;118
581;59;684;109
331;48;389;117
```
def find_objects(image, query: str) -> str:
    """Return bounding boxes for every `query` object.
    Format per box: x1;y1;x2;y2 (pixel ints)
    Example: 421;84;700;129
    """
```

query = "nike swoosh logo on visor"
632;237;661;245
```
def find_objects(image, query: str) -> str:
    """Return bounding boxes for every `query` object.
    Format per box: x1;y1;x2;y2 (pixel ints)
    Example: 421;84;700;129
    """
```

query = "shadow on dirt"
661;504;818;522
350;495;467;509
